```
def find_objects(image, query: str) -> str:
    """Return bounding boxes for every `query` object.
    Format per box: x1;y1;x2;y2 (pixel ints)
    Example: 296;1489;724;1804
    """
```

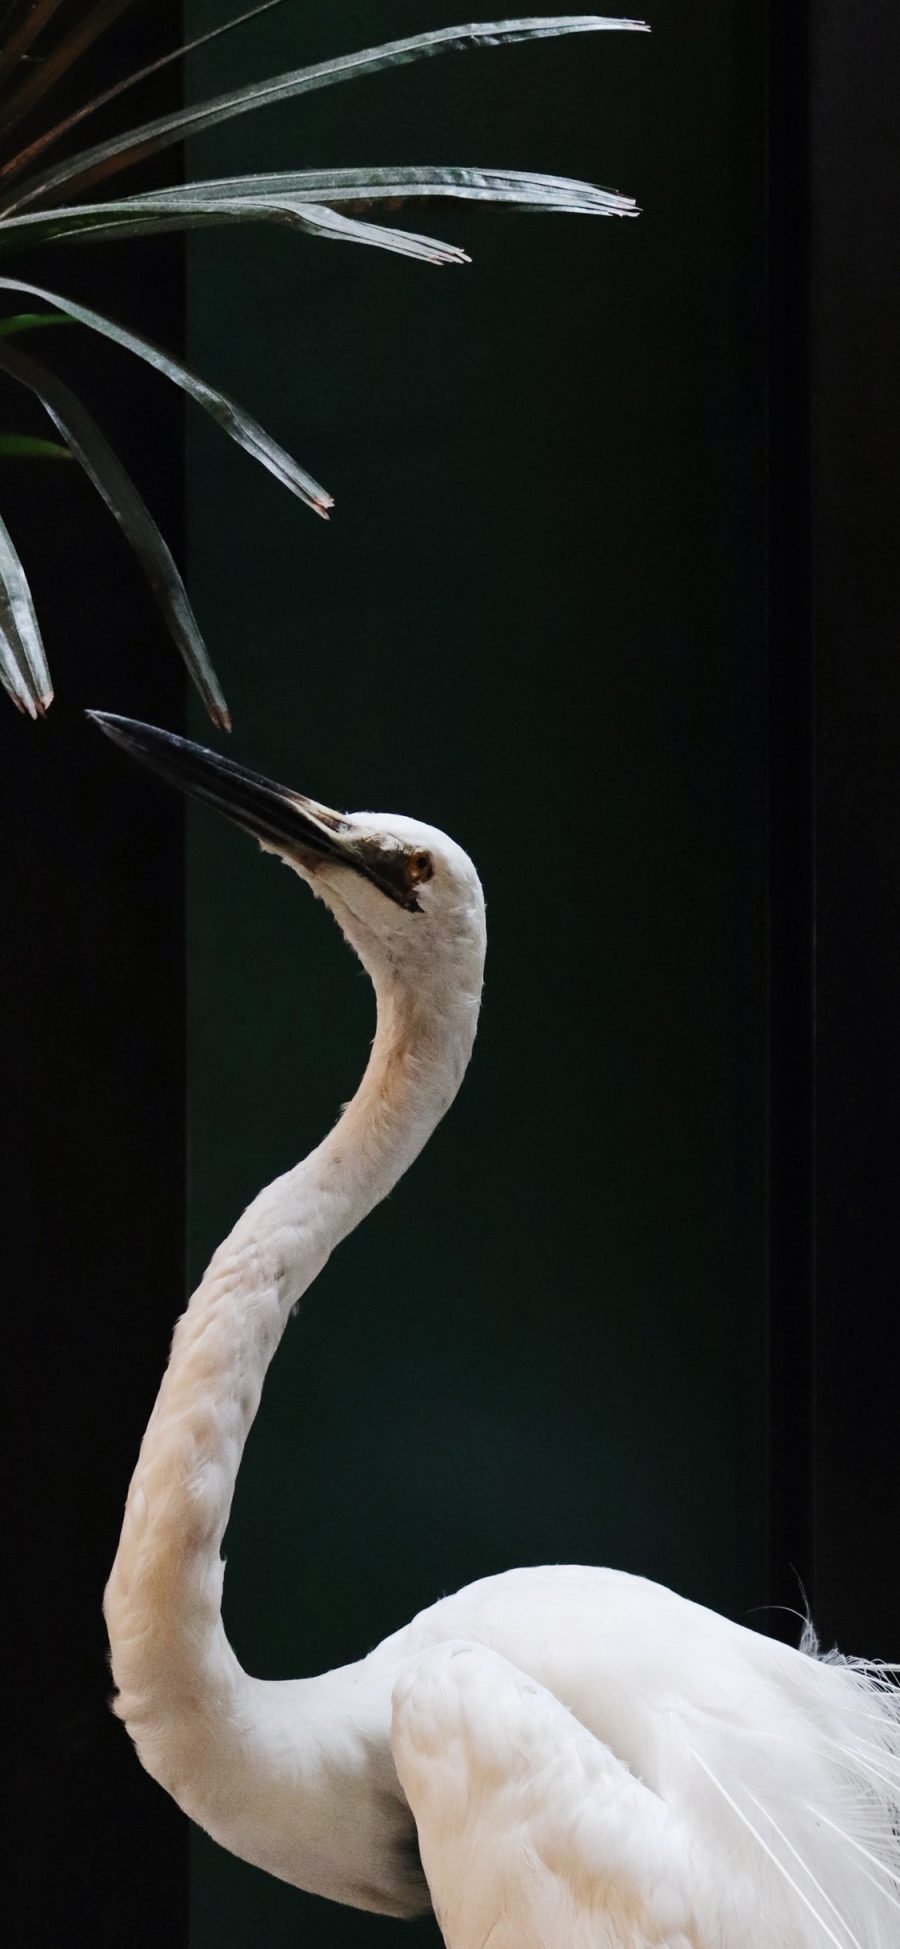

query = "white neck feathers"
103;942;481;1816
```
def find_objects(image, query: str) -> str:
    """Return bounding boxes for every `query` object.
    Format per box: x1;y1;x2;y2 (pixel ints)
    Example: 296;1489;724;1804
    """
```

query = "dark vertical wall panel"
185;6;769;1945
765;0;816;1634
810;4;900;1655
3;9;189;1943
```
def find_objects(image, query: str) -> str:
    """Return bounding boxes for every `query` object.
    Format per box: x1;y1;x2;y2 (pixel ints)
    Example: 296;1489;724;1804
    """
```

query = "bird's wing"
391;1640;699;1949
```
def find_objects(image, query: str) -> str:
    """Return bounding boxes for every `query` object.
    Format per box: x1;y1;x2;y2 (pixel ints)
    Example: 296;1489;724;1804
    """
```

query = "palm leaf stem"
0;0;297;195
0;0;139;143
0;334;229;724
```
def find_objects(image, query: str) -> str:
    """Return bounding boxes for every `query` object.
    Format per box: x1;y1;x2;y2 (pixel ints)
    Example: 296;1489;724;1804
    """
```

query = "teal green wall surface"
186;4;768;1943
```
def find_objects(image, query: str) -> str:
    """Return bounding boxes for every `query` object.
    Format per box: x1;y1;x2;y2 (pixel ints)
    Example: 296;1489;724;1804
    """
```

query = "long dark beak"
89;713;422;910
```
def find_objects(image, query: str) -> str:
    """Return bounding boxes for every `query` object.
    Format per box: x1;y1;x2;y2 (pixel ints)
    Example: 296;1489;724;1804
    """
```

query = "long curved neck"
104;955;478;1817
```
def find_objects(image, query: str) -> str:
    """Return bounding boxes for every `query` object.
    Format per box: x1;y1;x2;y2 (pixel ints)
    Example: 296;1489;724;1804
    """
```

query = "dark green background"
184;5;767;1943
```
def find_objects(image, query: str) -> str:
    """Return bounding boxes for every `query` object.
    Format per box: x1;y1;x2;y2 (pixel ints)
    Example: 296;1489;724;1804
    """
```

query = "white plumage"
97;715;900;1949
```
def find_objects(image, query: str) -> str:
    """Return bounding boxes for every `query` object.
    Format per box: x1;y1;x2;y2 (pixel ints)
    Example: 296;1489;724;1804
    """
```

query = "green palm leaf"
0;336;229;726
0;165;634;265
0;310;75;336
136;165;637;217
0;432;71;457
0;10;647;716
0;506;51;715
6;17;648;212
0;274;333;517
0;194;471;266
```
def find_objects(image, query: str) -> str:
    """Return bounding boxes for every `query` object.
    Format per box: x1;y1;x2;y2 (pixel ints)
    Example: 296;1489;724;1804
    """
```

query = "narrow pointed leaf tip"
0;168;636;267
0;433;72;459
0;312;76;337
137;164;635;217
6;16;650;212
0;276;333;519
0;195;471;266
0;509;53;716
0;337;230;726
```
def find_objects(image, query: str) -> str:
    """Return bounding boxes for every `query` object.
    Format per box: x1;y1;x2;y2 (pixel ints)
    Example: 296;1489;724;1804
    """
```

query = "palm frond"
0;506;51;714
0;164;634;264
0;11;647;716
0;273;333;516
0;431;71;456
134;165;636;217
72;195;472;265
0;0;295;196
0;335;229;725
5;17;648;212
0;193;471;266
0;308;74;335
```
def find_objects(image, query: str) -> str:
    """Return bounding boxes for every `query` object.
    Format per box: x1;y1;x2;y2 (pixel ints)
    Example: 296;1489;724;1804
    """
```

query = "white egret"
94;711;900;1949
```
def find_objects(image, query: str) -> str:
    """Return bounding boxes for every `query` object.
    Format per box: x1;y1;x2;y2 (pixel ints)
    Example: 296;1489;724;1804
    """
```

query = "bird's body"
98;715;900;1949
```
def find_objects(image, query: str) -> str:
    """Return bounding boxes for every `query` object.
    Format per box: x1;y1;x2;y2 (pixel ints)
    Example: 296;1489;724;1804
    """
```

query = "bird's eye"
407;849;434;886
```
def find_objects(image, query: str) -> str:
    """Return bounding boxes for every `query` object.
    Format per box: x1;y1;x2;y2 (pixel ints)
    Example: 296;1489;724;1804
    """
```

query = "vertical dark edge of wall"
765;2;816;1629
3;5;190;1943
808;4;900;1654
768;0;900;1658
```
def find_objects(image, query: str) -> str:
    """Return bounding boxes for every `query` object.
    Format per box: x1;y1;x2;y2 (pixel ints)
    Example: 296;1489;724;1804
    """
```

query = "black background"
4;4;188;1943
183;7;768;1936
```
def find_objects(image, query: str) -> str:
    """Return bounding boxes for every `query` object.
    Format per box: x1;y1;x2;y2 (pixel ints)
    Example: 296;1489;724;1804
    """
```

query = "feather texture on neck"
103;902;483;1847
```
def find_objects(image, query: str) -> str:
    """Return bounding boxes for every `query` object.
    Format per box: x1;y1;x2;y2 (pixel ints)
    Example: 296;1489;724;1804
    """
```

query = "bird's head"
89;715;486;1005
